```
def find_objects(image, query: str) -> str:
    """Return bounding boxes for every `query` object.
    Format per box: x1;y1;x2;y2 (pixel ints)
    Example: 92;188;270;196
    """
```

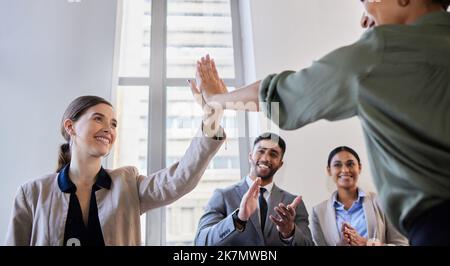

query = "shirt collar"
333;188;366;207
57;164;112;193
245;175;274;194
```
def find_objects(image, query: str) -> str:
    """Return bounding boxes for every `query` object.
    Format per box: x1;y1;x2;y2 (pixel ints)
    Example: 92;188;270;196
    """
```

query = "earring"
397;0;410;7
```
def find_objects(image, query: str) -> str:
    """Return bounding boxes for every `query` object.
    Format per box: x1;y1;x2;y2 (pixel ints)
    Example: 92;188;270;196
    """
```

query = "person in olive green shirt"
189;0;450;245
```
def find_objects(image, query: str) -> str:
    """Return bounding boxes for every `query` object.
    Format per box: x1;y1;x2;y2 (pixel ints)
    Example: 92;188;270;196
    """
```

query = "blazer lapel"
265;185;282;236
362;192;377;240
234;179;264;242
325;192;342;245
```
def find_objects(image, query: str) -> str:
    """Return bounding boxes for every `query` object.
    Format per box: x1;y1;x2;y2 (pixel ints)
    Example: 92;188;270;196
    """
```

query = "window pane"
117;0;243;246
113;86;149;244
166;0;235;79
165;86;240;245
119;0;151;77
113;86;149;175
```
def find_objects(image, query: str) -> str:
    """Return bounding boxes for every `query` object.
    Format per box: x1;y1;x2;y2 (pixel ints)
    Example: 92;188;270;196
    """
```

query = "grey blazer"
5;134;223;246
194;179;314;246
311;190;409;246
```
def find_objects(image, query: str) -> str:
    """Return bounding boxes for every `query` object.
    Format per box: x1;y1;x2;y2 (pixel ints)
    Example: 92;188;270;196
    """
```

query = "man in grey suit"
195;133;313;246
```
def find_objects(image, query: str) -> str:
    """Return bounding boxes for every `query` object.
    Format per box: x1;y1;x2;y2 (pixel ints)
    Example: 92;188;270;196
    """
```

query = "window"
114;0;247;245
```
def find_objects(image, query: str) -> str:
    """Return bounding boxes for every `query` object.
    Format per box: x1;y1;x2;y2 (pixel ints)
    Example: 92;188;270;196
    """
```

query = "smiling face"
64;103;117;159
249;139;284;182
327;151;361;190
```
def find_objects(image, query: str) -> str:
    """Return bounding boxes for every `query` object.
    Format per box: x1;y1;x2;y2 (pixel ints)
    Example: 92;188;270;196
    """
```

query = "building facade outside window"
114;0;247;245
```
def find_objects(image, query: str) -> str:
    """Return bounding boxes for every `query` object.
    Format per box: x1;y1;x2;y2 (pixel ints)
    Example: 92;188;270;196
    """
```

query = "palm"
240;195;258;220
276;223;290;234
238;178;261;221
269;196;302;238
196;55;228;104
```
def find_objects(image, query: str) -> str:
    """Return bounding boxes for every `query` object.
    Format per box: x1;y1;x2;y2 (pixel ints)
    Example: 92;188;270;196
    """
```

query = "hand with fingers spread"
194;54;228;106
238;178;262;221
269;195;302;238
188;79;206;108
342;222;368;246
188;65;224;138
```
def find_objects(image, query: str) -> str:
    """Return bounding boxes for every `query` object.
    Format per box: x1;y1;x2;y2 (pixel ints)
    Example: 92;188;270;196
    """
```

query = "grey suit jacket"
194;179;314;246
311;190;409;246
6;133;223;246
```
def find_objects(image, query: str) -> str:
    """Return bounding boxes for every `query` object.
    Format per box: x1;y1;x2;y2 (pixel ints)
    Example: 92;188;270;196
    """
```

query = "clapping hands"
269;196;302;238
342;222;368;246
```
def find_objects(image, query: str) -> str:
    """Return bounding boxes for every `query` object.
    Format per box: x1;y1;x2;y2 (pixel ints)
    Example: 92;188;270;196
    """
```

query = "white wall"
244;0;376;213
0;0;117;244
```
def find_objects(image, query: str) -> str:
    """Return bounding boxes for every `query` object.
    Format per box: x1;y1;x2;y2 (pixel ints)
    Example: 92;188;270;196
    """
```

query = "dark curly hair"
433;0;450;9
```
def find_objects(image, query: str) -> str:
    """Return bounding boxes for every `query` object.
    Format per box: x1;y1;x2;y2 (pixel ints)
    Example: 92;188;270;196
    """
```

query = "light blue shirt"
333;189;368;238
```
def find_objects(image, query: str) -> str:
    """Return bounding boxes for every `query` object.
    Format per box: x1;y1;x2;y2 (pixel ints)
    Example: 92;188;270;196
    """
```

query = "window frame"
113;0;249;245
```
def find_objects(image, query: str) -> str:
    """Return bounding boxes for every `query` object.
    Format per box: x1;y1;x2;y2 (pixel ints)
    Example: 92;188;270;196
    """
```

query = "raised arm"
136;84;226;213
192;54;261;112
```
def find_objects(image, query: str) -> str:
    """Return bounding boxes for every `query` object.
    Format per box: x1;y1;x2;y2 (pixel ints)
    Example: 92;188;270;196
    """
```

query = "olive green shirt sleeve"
259;30;382;130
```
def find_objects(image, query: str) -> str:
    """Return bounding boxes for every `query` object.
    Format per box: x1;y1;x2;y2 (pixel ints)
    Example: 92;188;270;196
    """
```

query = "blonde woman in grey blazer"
311;146;408;246
6;95;225;246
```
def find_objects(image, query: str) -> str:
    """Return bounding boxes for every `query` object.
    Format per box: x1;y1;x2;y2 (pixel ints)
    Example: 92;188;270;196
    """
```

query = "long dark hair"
434;0;450;9
56;96;112;172
327;146;361;168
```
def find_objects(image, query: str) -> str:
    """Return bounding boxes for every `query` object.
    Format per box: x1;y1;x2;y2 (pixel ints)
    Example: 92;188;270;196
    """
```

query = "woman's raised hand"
195;54;228;107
